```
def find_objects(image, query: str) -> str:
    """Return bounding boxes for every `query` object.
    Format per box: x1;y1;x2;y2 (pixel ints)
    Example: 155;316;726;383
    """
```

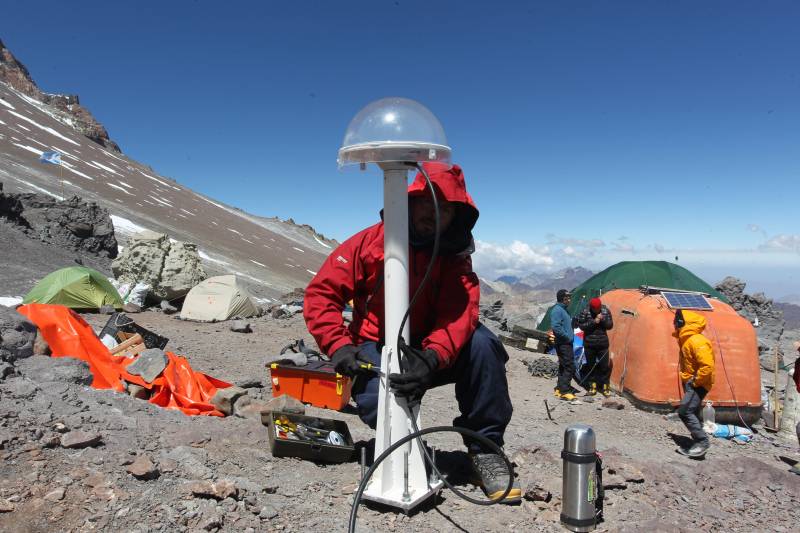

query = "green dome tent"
23;266;123;310
536;261;728;331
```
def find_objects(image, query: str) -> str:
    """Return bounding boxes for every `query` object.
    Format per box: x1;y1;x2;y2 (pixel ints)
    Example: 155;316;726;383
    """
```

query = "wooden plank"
511;325;550;342
109;333;143;355
117;342;146;359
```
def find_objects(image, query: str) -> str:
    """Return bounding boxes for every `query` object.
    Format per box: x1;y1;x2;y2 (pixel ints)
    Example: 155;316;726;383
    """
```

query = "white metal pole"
362;165;440;509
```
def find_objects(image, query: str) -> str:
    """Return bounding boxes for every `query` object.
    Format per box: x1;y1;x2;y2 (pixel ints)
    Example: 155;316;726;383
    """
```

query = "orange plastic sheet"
18;304;231;416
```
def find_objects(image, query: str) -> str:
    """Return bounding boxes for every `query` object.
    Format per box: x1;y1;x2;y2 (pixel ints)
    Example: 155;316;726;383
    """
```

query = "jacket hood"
407;162;479;254
678;310;707;344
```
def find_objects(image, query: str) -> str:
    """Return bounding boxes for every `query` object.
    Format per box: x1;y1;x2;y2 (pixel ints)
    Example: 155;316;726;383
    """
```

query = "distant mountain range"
480;267;594;298
484;267;594;294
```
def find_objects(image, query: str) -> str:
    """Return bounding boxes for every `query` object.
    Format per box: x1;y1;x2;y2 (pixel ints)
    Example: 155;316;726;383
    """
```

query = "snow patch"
6;110;80;145
199;251;230;266
63;166;94;181
0;297;23;307
107;182;134;196
110;215;148;235
313;235;332;249
11;143;43;156
250;260;266;267
91;160;118;174
138;170;179;190
11;177;63;200
292;247;305;253
0;98;14;109
15;124;30;131
148;195;173;207
306;269;317;276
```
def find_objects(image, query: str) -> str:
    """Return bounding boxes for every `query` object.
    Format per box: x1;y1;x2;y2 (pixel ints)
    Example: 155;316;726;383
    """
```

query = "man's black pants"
582;345;610;387
555;342;577;393
350;324;513;453
677;381;709;444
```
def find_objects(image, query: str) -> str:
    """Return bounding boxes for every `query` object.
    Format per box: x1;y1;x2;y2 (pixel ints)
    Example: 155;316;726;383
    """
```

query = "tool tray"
266;411;354;463
269;360;353;411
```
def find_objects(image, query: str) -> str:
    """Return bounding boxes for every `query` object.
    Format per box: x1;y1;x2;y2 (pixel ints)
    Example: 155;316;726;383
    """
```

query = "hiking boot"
469;453;522;503
558;391;577;401
602;384;612;397
585;383;597;396
687;440;709;458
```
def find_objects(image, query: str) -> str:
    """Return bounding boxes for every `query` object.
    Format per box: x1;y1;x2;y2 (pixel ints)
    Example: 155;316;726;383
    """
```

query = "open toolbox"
268;360;353;410
266;411;355;463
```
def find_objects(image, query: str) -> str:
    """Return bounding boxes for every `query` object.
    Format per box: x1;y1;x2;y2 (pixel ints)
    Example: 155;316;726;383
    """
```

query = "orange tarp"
18;303;230;416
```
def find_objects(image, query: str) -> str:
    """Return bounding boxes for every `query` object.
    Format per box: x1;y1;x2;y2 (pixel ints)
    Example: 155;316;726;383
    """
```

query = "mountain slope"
0;42;335;301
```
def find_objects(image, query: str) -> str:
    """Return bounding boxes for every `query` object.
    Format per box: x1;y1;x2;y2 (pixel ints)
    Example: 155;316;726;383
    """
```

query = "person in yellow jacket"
673;309;715;458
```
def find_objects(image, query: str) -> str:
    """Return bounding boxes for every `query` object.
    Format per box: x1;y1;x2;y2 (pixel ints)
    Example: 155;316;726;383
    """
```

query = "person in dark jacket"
304;163;520;502
550;289;578;400
576;297;614;396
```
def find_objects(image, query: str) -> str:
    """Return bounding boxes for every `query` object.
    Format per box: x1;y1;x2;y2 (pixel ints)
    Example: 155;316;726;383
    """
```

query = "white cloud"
545;234;605;248
747;224;768;238
473;240;554;278
759;234;800;253
611;242;635;253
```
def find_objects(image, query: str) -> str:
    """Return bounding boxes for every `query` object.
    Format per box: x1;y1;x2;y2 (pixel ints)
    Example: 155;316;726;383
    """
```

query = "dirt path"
1;310;798;532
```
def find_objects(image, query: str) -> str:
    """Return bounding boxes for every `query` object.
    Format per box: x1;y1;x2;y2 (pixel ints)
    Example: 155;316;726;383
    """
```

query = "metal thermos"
561;424;601;532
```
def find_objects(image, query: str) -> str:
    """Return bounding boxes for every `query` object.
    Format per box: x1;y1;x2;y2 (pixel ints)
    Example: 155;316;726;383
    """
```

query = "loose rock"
60;430;102;449
210;386;248;416
263;394;305;415
230;320;252;333
44;487;66;501
16;355;93;385
0;305;36;363
126;348;168;383
602;399;625;410
126;455;159;480
189;480;239;501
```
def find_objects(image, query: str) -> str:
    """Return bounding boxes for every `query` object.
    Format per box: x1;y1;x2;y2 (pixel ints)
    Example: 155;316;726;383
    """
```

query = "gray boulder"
126;348;168;383
0;192;118;258
16;355;92;385
112;231;206;301
0;305;36;363
715;276;785;369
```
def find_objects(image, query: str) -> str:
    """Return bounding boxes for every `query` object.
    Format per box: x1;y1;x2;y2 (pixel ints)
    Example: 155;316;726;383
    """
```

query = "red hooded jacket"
303;163;480;369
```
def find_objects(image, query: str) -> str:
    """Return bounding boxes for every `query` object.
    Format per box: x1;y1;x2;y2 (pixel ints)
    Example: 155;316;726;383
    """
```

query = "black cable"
395;162;441;343
347;162;516;532
348;426;515;533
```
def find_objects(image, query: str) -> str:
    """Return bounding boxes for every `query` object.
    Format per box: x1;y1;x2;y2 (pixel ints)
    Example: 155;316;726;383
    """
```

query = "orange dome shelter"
602;289;761;424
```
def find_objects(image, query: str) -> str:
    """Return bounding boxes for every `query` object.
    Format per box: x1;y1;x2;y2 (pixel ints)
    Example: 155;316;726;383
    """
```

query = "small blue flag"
39;151;62;165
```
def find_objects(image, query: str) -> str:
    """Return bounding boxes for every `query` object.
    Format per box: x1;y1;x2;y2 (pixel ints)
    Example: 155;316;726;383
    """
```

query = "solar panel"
662;291;714;311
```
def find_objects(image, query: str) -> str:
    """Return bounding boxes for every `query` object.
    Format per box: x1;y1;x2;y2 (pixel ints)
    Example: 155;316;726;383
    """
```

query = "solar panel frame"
661;291;714;311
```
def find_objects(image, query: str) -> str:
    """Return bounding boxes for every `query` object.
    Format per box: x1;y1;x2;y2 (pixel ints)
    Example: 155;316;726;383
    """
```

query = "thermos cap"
563;424;596;454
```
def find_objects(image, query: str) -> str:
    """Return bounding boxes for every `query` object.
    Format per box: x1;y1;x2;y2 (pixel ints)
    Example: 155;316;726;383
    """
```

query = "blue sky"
3;1;798;297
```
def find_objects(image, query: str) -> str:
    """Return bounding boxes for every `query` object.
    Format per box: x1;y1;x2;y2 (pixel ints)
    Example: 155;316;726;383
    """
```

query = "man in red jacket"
304;162;519;502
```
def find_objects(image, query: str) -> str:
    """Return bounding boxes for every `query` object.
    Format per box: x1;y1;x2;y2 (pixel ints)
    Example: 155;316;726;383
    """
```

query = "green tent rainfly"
536;261;728;332
23;266;123;310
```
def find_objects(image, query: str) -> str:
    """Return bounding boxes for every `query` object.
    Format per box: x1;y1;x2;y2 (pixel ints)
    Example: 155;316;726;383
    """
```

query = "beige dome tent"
180;275;260;322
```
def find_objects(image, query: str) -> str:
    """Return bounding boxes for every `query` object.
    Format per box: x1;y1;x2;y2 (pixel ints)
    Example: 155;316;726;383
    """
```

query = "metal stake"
360;447;367;481
402;451;410;502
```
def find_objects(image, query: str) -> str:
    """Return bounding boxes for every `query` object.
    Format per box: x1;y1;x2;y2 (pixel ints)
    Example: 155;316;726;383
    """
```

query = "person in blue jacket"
551;289;578;400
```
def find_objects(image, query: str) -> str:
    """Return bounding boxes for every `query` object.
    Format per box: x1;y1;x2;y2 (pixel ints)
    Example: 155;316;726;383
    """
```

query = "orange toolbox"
269;360;353;411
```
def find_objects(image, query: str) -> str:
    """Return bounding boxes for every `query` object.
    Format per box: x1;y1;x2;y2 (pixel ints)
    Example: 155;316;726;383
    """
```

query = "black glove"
331;345;371;377
389;339;440;408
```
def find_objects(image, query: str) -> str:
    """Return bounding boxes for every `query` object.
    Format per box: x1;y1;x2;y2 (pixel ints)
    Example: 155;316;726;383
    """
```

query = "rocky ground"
1;308;799;533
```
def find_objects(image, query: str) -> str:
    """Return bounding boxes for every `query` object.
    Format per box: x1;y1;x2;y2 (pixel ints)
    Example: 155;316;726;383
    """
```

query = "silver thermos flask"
561;424;602;532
